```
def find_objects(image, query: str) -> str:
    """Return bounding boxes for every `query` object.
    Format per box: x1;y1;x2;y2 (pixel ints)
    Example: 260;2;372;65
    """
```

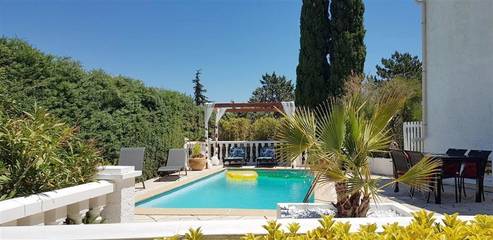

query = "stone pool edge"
135;167;225;203
135;207;277;216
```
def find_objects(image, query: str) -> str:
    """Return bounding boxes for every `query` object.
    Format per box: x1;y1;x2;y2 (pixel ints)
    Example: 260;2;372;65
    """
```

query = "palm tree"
277;84;439;217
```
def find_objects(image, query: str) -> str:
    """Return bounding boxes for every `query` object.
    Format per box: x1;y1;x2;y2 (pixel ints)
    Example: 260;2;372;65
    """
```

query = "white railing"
403;121;424;152
0;166;141;227
185;140;305;166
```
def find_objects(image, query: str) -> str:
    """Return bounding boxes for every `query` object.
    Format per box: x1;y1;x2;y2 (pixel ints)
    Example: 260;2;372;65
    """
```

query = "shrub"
0;107;102;200
252;117;280;140
219;117;252;141
157;211;493;240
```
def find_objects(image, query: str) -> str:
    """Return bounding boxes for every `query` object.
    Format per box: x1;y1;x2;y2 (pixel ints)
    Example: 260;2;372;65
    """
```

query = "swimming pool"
137;169;314;210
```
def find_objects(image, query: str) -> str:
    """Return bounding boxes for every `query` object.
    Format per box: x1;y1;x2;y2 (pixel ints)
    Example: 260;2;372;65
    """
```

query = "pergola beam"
214;102;283;109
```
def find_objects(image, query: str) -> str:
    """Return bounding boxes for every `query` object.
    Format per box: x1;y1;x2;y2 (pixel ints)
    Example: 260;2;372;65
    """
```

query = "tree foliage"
192;69;208;105
376;51;422;81
218;116;281;141
249;72;294;103
0;38;203;179
370;51;423;147
219;117;252;141
252;117;280;140
296;0;367;107
295;0;331;108
328;0;366;97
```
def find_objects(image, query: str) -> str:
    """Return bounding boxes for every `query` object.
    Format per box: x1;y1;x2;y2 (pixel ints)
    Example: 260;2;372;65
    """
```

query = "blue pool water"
137;170;314;209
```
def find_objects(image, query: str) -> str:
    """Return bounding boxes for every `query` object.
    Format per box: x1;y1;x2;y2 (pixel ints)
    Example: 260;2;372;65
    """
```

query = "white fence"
0;166;140;227
403;121;424;152
185;140;305;166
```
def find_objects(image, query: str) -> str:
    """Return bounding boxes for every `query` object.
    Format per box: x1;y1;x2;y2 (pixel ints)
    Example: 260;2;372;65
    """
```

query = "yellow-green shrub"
157;211;493;240
252;117;280;140
0;107;102;200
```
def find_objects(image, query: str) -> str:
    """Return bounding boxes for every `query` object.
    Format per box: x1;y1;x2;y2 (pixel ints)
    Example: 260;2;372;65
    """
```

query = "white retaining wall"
0;216;476;240
0;166;141;226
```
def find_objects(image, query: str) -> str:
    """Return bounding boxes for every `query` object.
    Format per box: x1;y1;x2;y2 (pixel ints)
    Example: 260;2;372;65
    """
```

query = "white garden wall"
420;0;493;185
0;166;140;226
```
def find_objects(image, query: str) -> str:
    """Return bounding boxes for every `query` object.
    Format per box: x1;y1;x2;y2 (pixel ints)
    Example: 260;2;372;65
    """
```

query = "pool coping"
135;167;310;216
135;167;225;202
135;207;277;216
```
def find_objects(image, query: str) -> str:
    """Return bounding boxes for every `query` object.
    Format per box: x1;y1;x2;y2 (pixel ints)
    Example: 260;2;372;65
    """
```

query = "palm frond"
315;100;346;154
390;156;441;191
276;107;316;162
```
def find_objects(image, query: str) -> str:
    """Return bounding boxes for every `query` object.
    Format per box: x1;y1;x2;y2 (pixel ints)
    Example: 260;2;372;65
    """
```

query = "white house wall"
423;0;493;184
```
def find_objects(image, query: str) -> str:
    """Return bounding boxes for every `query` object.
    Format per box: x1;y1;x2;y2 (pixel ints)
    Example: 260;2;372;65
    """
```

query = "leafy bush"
219;116;282;141
252;117;280;140
157;211;493;239
219;117;252;141
0;107;102;200
0;38;203;179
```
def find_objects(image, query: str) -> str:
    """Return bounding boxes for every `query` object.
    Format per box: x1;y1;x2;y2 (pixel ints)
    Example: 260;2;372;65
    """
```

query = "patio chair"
223;147;246;167
405;150;438;201
436;148;468;202
158;148;188;177
390;150;410;193
446;148;468;156
256;146;277;167
459;150;491;201
405;150;424;167
118;147;146;188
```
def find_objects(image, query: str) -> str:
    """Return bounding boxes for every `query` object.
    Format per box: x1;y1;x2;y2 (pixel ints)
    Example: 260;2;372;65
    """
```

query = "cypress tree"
295;0;330;108
192;69;208;105
328;0;366;97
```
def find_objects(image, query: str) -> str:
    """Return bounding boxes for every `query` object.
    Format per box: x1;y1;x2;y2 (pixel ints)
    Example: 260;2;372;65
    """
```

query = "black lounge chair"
223;147;246;167
256;146;277;167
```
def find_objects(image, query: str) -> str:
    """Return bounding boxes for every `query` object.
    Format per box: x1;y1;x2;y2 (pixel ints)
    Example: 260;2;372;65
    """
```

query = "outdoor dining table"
429;154;484;204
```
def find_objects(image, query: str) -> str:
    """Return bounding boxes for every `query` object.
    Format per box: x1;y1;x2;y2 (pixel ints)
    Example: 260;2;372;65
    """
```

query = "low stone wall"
0;216;476;239
369;157;393;176
0;166;141;226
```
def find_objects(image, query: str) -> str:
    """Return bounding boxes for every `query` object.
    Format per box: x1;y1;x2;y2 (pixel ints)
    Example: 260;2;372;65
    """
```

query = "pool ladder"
303;174;320;203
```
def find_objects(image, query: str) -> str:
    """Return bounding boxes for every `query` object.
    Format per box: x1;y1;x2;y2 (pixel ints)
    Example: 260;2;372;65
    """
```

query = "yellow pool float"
227;171;258;181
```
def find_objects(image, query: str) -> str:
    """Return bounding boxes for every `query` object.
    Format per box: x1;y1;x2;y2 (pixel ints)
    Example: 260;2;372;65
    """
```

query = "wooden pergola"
213;102;284;113
203;101;296;166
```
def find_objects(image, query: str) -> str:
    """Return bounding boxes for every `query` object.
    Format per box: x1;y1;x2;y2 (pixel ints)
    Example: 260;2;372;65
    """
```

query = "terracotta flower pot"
188;157;206;171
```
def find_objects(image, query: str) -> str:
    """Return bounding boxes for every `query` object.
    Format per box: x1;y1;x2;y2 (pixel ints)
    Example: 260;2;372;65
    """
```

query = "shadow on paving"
377;178;493;216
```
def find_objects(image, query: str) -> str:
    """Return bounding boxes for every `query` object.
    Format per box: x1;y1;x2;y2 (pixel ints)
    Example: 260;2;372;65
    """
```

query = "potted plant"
188;144;206;171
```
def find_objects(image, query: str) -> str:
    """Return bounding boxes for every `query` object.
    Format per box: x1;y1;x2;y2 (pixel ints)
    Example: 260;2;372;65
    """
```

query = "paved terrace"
134;169;493;222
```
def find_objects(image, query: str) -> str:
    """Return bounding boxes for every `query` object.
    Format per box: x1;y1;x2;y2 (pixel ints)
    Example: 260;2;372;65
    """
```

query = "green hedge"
156;211;493;240
0;38;203;179
219;116;281;141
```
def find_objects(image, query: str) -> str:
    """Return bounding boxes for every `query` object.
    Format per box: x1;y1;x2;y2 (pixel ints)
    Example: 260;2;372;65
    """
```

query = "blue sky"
0;0;421;102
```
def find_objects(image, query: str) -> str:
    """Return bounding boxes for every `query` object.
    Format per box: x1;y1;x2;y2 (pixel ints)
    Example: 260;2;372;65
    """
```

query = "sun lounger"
158;148;188;177
118;147;146;188
223;147;246;167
